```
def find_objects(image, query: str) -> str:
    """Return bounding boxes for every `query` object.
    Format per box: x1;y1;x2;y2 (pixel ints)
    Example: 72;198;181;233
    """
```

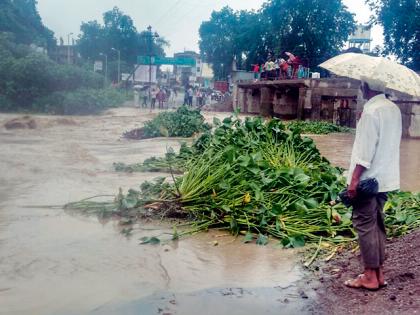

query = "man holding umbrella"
320;53;420;290
345;77;401;290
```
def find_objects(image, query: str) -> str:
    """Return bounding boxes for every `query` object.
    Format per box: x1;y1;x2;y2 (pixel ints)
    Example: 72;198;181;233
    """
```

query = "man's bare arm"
348;164;366;199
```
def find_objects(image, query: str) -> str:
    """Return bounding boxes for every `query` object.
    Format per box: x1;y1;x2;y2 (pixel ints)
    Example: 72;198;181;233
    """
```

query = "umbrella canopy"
319;53;420;97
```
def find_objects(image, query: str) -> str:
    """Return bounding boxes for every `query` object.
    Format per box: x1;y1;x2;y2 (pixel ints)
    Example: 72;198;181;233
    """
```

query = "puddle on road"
0;108;418;315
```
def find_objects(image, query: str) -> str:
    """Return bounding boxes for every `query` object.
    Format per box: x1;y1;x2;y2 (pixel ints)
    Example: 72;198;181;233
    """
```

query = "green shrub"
0;34;106;112
34;88;125;115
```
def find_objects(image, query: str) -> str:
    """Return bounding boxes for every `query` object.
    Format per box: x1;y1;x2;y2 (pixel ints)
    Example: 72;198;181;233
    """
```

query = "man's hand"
348;164;366;200
347;180;359;199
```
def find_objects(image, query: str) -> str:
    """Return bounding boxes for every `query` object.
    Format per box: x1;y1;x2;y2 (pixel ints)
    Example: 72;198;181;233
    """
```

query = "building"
50;44;78;64
172;51;214;86
348;24;372;54
173;51;200;86
198;62;214;88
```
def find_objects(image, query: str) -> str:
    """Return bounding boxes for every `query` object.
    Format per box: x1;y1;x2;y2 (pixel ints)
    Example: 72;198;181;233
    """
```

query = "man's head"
360;76;387;100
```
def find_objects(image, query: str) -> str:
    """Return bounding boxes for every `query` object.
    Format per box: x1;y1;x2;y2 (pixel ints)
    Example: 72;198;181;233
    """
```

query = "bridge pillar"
260;87;274;117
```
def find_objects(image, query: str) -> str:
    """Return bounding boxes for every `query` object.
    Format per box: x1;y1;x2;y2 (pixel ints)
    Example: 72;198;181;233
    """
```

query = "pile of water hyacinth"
67;116;419;248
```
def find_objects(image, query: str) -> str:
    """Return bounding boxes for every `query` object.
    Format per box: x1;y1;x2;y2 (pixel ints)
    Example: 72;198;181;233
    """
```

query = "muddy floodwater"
311;134;420;192
0;107;419;315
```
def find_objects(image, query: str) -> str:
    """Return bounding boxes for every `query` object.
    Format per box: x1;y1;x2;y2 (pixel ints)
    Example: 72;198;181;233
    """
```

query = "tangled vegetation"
286;121;352;134
69;116;419;249
123;106;211;140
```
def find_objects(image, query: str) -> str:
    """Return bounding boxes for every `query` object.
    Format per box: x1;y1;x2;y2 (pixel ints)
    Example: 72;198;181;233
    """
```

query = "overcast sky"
37;0;383;56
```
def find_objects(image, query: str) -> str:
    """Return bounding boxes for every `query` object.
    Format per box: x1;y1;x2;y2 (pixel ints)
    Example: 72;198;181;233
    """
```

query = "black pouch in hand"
337;178;379;207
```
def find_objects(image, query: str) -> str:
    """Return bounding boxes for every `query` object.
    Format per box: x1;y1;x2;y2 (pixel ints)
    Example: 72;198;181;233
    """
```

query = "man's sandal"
344;274;380;291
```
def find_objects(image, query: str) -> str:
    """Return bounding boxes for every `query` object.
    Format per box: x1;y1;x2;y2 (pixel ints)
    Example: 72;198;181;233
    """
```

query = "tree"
261;0;355;67
0;0;55;49
367;0;419;70
78;6;168;82
199;0;356;78
199;7;237;79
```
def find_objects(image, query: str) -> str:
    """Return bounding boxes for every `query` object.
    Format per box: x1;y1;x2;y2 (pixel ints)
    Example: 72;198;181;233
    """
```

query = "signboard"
349;25;371;43
137;56;196;66
94;60;103;72
121;73;131;81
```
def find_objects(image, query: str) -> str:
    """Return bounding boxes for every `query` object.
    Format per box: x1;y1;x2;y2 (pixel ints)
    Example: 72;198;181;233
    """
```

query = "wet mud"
313;230;420;315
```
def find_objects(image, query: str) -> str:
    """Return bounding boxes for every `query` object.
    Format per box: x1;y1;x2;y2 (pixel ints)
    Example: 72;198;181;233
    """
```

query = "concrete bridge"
233;78;420;138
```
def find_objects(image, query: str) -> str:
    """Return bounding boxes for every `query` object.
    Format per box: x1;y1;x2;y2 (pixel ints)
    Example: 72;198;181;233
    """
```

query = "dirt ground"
312;230;420;315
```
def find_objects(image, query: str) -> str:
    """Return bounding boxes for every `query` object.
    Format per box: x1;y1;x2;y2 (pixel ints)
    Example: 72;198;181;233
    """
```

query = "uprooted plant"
286;120;352;134
123;106;211;140
68;116;419;251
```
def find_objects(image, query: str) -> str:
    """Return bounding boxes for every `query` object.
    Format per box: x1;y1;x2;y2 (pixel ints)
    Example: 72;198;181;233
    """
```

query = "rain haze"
37;0;384;56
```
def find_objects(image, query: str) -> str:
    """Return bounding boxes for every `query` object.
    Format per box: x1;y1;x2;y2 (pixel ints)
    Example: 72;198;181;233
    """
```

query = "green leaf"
290;235;305;248
139;236;161;245
243;232;254;243
122;196;138;209
272;203;284;215
221;205;231;212
256;234;268;246
213;117;221;126
395;211;407;223
303;198;319;209
294;173;310;185
238;155;251;167
281;236;305;248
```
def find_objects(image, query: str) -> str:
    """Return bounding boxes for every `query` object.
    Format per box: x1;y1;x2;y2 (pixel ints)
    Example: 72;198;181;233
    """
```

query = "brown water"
0;108;309;315
1;108;419;315
311;134;420;192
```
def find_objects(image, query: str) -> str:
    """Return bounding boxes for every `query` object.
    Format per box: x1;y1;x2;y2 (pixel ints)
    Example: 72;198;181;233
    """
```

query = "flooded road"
1;107;419;315
0;108;308;315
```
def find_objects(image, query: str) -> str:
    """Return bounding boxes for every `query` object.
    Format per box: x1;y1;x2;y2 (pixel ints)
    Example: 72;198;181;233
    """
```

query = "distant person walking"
150;86;158;109
188;87;193;106
157;89;166;109
183;87;189;106
141;88;148;108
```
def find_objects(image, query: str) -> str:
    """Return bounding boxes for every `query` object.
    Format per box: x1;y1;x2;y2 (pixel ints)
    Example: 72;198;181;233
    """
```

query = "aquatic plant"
123;106;211;140
69;116;419;250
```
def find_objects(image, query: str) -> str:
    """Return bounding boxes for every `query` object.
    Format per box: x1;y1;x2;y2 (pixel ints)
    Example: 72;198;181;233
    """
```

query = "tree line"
0;1;166;113
199;0;419;79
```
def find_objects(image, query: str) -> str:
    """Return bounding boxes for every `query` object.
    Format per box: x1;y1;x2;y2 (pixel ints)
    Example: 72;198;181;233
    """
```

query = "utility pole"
147;26;159;104
67;32;73;64
111;48;121;85
100;53;108;87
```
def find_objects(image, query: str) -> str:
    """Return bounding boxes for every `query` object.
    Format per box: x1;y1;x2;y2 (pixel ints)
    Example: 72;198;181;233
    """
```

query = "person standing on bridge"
344;77;402;290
